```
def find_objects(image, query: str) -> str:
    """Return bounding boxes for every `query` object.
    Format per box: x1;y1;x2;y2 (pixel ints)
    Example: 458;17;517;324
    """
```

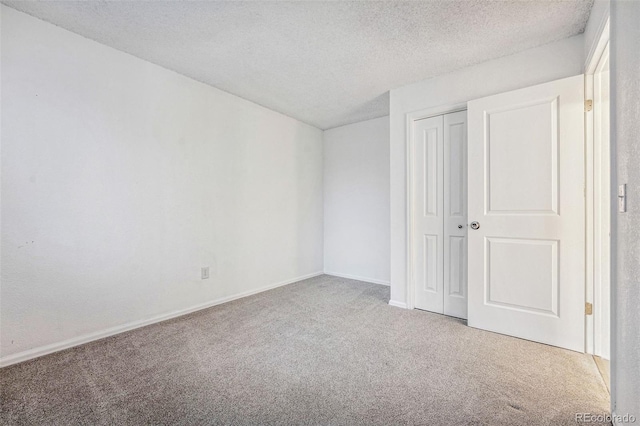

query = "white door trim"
584;17;610;357
585;17;611;76
405;102;466;310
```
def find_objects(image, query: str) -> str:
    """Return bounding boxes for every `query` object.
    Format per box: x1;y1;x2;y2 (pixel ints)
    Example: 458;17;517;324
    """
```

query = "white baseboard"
323;271;390;286
388;300;408;309
0;271;324;368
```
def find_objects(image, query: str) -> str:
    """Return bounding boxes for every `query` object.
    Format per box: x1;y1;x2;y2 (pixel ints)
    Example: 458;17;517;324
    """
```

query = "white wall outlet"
201;267;210;280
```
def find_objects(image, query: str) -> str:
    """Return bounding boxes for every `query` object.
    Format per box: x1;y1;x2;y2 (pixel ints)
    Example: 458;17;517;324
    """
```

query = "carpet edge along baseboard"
0;271;324;368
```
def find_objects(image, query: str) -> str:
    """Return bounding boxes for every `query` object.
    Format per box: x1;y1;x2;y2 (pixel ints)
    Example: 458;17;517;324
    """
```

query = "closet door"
444;111;468;319
412;115;444;313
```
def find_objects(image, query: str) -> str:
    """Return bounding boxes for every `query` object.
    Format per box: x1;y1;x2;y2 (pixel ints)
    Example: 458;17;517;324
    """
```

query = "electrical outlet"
201;267;210;280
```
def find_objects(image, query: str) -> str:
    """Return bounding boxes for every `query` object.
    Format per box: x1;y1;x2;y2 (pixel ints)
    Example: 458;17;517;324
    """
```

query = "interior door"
467;75;585;352
444;111;468;319
412;115;444;313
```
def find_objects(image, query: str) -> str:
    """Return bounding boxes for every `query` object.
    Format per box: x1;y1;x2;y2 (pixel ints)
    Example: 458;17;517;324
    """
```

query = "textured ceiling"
2;1;593;129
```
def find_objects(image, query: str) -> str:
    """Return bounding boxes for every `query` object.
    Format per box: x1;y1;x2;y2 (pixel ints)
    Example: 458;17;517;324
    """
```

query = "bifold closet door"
444;111;468;319
412;111;468;318
412;115;445;314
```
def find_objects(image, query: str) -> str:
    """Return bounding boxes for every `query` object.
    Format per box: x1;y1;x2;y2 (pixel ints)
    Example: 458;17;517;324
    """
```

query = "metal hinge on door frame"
585;302;593;316
585;99;593;112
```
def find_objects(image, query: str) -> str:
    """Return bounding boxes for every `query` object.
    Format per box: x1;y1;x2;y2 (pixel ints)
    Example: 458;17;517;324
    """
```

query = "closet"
410;110;468;319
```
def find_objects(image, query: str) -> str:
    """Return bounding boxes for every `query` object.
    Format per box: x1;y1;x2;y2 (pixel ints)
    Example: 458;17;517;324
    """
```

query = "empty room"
1;0;639;425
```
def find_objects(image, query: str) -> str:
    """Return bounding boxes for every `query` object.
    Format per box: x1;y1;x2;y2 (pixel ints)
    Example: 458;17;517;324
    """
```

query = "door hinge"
585;99;593;112
585;302;593;316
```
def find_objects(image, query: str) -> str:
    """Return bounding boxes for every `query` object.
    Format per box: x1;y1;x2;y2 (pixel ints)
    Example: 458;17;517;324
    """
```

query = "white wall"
610;0;640;419
323;116;390;285
0;6;324;365
389;35;585;306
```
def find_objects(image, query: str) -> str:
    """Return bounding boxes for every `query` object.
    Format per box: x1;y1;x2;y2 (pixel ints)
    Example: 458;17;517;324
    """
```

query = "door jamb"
584;17;610;356
405;102;467;310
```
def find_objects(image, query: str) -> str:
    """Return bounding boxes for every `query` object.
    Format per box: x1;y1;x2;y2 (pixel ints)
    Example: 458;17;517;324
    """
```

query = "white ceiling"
3;1;594;130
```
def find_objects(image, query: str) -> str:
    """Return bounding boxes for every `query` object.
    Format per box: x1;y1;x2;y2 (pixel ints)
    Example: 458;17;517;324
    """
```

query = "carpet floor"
0;275;610;425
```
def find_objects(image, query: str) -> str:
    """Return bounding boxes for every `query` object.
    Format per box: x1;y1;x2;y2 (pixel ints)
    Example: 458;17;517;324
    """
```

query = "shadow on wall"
293;124;324;280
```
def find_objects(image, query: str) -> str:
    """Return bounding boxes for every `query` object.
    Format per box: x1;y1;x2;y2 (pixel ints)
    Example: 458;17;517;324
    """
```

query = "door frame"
584;17;610;357
405;102;467;310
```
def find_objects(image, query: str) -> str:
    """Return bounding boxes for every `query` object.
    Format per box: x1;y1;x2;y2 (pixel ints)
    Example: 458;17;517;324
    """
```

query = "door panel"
485;237;558;315
486;100;558;214
412;115;444;313
444;110;468;319
467;75;585;352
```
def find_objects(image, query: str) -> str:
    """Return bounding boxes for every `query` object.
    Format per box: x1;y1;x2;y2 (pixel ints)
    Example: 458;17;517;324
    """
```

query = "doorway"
586;24;611;390
405;72;610;356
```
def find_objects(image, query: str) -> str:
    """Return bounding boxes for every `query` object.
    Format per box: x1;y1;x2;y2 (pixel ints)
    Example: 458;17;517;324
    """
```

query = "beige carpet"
0;275;610;425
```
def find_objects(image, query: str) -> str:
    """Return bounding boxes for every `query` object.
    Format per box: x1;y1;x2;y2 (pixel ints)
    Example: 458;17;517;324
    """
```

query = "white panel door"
467;75;585;352
412;115;444;313
444;111;468;319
